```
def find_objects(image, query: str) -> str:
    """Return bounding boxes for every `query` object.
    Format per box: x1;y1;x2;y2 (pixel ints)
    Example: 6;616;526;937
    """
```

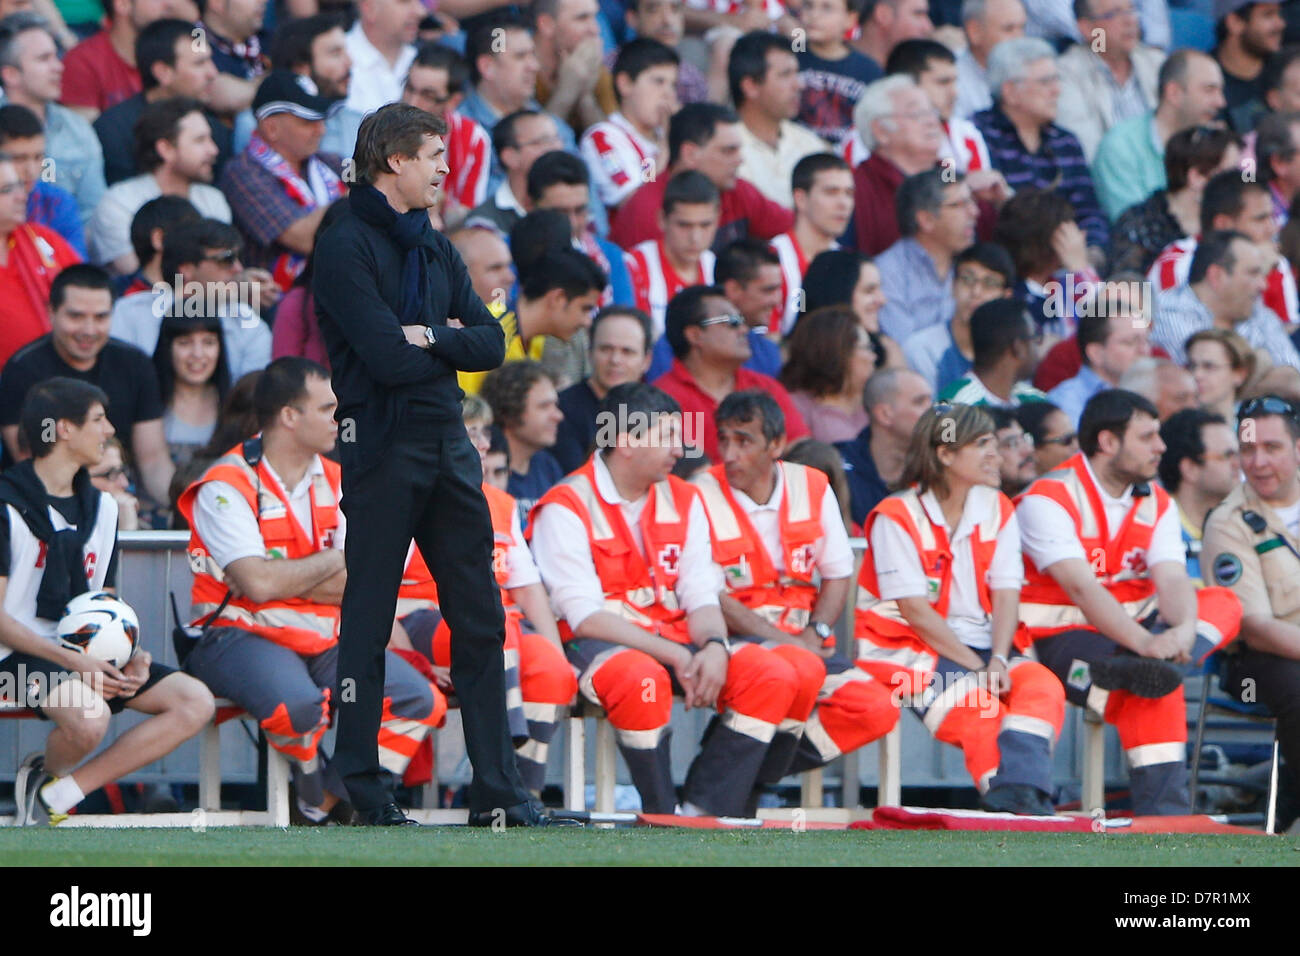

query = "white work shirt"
1016;455;1183;572
729;465;854;580
344;22;416;115
869;486;1023;649
737;119;831;209
193;455;346;569
529;453;723;631
88;174;231;267
1275;500;1300;542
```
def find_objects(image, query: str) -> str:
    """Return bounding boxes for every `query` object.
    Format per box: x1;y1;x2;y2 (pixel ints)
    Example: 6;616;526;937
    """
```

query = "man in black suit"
313;103;544;827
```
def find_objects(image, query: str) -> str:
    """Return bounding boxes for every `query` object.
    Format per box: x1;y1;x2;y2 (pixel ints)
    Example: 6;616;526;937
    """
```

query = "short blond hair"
461;393;492;423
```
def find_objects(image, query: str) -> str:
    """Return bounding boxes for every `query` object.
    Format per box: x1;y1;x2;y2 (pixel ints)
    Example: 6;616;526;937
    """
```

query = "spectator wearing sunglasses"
109;218;272;382
1015;400;1079;476
654;284;808;461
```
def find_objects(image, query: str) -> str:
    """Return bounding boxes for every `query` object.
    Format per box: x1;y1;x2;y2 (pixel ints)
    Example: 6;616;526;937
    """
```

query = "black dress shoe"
980;783;1055;816
355;803;421;826
467;800;580;828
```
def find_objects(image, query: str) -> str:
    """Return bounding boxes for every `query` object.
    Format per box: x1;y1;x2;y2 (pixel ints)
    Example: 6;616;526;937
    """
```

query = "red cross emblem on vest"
658;544;681;574
1119;546;1149;575
790;544;815;576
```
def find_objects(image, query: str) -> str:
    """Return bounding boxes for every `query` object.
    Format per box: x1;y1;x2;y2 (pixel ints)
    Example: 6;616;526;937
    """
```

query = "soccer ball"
56;591;140;668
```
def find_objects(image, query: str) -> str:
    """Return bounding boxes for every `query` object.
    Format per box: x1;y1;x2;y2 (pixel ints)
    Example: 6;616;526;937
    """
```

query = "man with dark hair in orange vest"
392;394;577;795
529;381;802;817
179;357;447;825
692;390;899;812
1015;388;1242;816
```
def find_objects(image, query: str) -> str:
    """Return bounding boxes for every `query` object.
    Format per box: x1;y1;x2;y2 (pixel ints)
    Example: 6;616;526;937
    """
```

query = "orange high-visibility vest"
177;442;342;657
527;456;698;645
1016;452;1167;637
692;461;828;635
397;483;517;615
855;484;1011;640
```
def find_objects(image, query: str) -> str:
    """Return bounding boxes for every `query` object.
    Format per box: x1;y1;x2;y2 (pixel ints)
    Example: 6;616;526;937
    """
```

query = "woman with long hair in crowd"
801;249;904;368
780;306;876;443
856;402;1065;814
167;370;262;529
153;313;232;473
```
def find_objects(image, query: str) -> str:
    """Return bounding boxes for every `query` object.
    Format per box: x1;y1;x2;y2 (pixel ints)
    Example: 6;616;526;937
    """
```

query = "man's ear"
683;323;702;353
542;286;568;314
913;208;938;237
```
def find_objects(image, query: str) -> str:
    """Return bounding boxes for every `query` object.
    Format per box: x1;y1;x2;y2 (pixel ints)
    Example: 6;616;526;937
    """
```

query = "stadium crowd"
2;0;1300;828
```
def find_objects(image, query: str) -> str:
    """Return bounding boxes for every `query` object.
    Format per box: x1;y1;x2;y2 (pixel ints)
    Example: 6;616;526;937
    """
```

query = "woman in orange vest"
857;403;1066;814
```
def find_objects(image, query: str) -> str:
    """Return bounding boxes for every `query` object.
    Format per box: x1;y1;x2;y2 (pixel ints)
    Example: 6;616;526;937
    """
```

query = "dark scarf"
0;461;100;621
350;183;435;324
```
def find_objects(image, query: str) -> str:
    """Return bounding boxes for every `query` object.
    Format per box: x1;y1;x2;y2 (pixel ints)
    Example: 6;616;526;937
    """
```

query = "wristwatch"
811;622;833;646
704;636;732;657
423;326;438;348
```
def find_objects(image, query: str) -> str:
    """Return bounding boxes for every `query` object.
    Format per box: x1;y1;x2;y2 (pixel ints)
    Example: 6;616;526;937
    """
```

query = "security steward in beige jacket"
1202;396;1300;830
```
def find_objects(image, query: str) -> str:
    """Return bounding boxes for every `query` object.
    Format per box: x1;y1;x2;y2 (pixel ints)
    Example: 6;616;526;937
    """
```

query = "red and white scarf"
248;131;346;288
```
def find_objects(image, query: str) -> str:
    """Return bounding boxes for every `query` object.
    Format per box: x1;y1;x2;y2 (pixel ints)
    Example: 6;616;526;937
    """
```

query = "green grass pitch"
1;827;1297;866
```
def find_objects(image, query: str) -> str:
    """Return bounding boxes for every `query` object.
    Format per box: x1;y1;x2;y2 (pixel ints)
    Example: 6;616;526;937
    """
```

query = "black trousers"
1225;647;1300;780
333;412;528;813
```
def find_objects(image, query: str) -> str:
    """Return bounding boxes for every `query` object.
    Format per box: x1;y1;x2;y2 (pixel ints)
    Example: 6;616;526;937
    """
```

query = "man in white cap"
218;69;349;292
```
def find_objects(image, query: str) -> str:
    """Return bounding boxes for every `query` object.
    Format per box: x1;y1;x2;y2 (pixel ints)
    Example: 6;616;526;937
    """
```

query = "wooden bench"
561;699;901;815
2;696;291;827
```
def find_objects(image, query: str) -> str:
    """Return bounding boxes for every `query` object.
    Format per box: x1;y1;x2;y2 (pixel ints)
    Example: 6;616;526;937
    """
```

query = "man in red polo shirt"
653;284;807;461
0;155;81;369
610;102;791;254
60;0;168;121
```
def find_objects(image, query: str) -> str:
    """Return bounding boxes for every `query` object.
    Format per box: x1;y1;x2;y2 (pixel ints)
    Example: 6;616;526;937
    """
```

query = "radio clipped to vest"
170;437;264;665
1242;509;1300;563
